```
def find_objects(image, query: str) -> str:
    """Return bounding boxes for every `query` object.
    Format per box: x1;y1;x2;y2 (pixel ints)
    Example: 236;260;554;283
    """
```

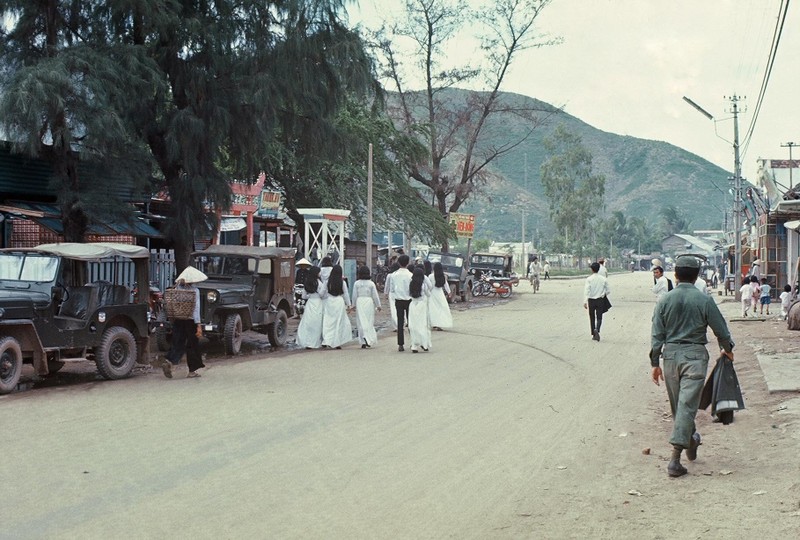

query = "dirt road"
2;272;799;538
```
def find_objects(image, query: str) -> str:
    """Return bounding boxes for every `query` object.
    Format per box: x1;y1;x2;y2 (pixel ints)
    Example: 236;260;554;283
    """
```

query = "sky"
349;0;800;189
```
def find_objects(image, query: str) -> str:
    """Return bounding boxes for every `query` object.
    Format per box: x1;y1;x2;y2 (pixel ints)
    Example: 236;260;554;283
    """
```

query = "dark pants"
167;319;205;372
395;299;411;346
587;297;605;336
544;271;550;280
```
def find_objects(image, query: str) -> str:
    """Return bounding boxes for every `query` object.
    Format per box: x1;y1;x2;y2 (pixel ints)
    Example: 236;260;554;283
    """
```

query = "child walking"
750;276;761;315
780;284;792;320
759;278;772;315
352;265;381;348
740;276;752;317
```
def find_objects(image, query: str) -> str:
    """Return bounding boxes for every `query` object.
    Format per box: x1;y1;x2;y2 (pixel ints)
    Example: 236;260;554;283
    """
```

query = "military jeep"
181;245;295;355
0;242;151;394
426;250;473;303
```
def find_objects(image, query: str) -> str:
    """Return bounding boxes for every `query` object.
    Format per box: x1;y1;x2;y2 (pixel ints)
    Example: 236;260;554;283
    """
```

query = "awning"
219;217;247;232
0;201;162;238
783;220;800;231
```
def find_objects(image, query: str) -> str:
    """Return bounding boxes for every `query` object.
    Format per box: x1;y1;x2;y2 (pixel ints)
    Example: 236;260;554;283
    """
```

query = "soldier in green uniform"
650;255;735;478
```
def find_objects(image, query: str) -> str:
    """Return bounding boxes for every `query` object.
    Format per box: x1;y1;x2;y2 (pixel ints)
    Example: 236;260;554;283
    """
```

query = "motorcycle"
489;275;514;298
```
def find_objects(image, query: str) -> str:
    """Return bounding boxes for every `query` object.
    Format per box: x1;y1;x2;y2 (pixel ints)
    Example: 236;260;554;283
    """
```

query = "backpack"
667;278;674;291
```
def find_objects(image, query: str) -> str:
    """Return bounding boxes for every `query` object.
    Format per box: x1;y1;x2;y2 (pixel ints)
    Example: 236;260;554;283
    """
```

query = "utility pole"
521;154;527;273
729;95;744;302
781;141;797;189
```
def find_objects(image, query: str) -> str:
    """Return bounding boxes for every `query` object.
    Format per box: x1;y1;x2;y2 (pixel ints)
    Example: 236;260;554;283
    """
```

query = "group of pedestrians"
738;276;786;318
296;257;382;350
384;254;453;353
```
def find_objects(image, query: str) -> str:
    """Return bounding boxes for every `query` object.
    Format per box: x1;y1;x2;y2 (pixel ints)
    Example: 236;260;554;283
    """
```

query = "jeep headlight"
206;291;219;303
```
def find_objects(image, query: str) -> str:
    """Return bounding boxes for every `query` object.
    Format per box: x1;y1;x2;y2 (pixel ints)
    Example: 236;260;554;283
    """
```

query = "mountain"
425;90;731;241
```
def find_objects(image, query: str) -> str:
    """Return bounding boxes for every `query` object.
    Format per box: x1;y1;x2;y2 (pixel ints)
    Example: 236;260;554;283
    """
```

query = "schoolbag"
667;278;674;291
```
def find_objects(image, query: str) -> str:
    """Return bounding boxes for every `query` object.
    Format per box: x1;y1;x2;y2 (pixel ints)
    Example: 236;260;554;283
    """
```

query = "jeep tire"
95;326;137;380
267;309;289;347
224;313;243;355
0;337;23;394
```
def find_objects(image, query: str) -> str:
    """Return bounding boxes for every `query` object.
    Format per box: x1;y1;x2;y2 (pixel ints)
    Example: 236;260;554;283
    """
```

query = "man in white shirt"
584;262;611;341
390;254;413;352
652;266;669;298
598;258;609;278
528;257;542;291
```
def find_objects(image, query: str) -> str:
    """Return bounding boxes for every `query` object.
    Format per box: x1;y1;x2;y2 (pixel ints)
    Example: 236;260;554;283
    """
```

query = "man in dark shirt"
650;255;735;478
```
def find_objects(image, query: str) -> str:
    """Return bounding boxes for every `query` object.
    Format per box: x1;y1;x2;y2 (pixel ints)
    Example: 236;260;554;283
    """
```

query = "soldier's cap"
674;255;701;269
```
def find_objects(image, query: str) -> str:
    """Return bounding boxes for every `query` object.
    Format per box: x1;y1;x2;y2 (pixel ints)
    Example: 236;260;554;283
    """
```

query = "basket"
164;288;196;320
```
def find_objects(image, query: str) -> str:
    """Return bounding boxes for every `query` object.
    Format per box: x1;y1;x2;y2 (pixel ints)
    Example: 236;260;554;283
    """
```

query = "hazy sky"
350;0;799;188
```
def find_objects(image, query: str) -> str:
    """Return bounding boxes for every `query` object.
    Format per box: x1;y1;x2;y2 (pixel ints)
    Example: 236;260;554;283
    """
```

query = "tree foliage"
0;0;156;241
372;0;557;248
540;125;605;261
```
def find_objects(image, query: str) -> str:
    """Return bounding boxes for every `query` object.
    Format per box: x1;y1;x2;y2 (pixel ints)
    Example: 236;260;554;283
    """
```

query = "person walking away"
319;256;333;286
296;266;326;349
583;262;610;341
543;261;551;280
651;266;670;298
650;255;735;478
739;276;752;317
352;265;381;348
598;257;608;278
163;266;207;379
429;262;453;330
759;278;772;315
423;260;435;324
409;266;432;353
390;254;413;352
780;284;792;320
750;276;761;315
321;265;353;349
383;262;400;331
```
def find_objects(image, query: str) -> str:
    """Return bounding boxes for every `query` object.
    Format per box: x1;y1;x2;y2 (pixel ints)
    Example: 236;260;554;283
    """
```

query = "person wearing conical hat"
163;266;207;379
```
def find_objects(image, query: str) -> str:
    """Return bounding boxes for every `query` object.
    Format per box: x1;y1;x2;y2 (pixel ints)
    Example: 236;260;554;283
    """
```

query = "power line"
741;0;790;159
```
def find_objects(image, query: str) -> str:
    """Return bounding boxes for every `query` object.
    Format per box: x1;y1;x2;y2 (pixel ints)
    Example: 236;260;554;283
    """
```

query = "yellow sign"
449;212;475;238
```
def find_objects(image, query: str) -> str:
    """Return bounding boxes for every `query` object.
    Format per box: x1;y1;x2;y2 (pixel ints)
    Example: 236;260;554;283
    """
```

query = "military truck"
0;242;151;394
157;245;295;355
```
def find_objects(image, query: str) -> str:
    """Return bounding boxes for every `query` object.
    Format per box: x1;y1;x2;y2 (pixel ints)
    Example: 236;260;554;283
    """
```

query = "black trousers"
167;319;205;372
395;299;411;346
587;297;605;335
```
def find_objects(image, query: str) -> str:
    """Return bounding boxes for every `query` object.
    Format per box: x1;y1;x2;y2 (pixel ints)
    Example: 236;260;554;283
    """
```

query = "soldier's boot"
686;432;701;461
667;445;687;478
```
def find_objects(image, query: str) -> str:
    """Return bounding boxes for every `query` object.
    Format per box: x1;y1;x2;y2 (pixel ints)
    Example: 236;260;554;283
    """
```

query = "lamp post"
682;95;742;301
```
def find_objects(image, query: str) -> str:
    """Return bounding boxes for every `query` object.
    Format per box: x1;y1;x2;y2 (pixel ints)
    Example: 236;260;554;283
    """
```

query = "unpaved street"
3;272;799;539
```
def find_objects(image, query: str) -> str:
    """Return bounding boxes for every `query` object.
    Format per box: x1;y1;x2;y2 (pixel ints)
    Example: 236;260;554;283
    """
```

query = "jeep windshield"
427;253;463;268
193;255;254;277
470;255;506;266
0;253;59;283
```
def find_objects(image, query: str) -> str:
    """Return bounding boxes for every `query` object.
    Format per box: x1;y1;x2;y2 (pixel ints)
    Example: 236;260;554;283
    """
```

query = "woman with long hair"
408;266;432;352
428;262;453;330
322;264;353;348
352;265;382;348
296;266;326;349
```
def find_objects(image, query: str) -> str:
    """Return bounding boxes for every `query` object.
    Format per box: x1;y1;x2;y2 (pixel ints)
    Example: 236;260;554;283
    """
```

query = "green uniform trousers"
662;343;709;448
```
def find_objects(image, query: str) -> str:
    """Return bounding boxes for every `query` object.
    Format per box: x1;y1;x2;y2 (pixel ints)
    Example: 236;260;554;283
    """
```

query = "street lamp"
682;95;743;301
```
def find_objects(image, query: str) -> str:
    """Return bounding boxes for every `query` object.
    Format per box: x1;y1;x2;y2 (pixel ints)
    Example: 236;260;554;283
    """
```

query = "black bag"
667;278;674;291
601;295;612;313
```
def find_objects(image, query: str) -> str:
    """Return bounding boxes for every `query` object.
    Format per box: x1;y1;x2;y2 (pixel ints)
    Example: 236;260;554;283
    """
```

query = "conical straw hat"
296;258;312;267
175;265;208;284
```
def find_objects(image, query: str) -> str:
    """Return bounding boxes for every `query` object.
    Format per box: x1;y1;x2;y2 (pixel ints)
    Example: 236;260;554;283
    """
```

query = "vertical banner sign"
449;212;475;238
